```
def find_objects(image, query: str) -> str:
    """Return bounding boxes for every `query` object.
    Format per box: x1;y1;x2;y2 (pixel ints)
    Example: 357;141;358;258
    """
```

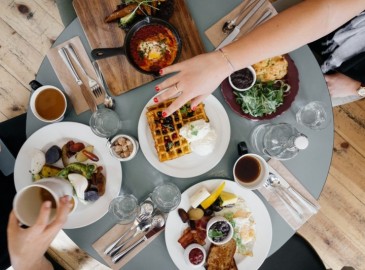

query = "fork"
66;44;103;97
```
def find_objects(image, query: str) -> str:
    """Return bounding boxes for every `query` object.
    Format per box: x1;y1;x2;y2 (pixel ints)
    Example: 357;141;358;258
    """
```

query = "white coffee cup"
30;85;67;123
13;178;74;226
233;153;269;190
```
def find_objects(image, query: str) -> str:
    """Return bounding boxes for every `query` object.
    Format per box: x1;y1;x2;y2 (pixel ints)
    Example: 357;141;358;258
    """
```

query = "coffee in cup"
233;154;269;190
30;85;67;123
13;177;74;226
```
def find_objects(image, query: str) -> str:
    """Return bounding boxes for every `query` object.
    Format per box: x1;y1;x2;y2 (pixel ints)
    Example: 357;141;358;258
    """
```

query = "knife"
58;47;97;113
216;0;267;50
112;226;165;264
0;139;15;176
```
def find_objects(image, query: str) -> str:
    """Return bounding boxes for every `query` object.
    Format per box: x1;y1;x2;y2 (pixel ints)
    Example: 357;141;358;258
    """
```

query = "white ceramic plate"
14;122;122;229
165;179;272;270
138;95;230;178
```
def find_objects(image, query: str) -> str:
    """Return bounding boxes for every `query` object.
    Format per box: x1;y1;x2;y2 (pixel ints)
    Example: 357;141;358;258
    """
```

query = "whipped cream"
179;120;217;156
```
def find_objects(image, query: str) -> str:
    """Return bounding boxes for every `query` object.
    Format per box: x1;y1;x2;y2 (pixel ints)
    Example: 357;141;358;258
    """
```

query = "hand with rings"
153;51;232;117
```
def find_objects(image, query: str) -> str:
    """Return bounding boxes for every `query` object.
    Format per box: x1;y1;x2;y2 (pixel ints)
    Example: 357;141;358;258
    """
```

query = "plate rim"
137;95;231;178
13;121;122;229
164;179;273;270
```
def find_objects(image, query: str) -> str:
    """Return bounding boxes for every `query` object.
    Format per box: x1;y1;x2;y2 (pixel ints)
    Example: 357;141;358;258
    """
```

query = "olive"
178;208;189;223
188;208;204;220
45;145;61;164
211;204;223;212
189;220;196;230
203;208;213;216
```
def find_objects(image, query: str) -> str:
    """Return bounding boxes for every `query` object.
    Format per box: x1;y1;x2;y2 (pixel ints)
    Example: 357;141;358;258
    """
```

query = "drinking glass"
108;194;140;224
151;182;181;213
89;108;122;138
296;101;329;130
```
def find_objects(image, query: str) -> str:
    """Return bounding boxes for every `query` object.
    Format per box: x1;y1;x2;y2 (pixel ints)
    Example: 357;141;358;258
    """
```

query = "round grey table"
27;0;333;269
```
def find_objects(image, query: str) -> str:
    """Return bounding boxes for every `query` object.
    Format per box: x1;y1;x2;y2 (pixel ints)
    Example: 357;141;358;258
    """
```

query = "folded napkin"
258;159;320;230
0;139;15;176
47;36;105;115
205;0;277;48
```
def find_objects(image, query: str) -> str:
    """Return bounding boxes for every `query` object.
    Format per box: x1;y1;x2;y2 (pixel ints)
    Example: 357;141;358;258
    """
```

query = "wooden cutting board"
73;0;205;96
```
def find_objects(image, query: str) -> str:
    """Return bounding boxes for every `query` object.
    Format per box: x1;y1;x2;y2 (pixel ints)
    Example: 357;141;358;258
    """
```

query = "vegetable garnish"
234;80;290;117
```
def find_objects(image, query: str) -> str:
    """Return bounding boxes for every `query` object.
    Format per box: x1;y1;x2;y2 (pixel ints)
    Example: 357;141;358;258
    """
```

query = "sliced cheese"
190;187;210;208
220;191;238;206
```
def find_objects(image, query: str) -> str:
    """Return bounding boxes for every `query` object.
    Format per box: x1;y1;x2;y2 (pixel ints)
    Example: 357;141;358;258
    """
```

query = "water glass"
296;101;329;130
151;182;181;213
108;194;140;224
89;108;122;138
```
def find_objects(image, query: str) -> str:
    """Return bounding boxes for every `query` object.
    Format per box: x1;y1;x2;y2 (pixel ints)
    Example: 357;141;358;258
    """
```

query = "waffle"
146;98;209;162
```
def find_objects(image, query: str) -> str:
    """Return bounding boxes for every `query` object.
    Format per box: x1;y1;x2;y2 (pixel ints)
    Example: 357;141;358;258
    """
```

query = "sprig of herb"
234;80;290;117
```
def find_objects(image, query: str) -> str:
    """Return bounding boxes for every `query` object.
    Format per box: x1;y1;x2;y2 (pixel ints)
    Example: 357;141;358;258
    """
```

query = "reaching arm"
155;0;365;116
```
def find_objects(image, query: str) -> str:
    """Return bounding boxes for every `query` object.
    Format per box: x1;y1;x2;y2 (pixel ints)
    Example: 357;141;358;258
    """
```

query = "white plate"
14;122;122;229
165;179;272;270
138;95;230;178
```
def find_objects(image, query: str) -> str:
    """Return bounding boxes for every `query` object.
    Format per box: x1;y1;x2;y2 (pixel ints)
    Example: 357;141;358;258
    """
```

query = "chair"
259;233;326;270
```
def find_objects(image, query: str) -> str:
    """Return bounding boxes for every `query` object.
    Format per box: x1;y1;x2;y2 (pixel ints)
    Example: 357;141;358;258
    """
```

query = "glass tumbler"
89;108;122;138
151;182;181;213
296;101;329;130
108;194;140;224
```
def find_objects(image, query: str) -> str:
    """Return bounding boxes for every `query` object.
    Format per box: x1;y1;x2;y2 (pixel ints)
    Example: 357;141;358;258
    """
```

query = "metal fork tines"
66;43;103;97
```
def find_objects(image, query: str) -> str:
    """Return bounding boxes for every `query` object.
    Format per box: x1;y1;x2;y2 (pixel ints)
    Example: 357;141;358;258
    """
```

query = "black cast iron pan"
91;16;182;76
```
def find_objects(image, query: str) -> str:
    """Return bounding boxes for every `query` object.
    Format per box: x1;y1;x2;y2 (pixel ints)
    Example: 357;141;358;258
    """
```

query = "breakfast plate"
221;54;299;120
138;95;230;178
165;179;272;270
14;122;122;229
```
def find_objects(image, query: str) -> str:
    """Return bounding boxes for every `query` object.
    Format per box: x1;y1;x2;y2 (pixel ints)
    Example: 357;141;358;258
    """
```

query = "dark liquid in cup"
35;89;65;120
39;188;57;208
235;156;261;183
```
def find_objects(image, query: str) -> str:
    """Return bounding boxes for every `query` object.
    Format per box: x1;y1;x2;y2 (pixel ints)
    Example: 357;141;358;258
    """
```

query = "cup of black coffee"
233;154;269;190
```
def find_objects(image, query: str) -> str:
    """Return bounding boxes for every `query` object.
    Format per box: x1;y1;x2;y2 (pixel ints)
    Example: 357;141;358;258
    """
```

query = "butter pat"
190;187;211;208
220;191;238;206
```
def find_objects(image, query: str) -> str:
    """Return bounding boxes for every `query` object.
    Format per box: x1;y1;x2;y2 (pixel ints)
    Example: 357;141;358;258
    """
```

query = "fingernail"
155;86;160;92
162;111;167;118
159;69;163;75
192;106;197;111
44;201;52;208
153;97;158;103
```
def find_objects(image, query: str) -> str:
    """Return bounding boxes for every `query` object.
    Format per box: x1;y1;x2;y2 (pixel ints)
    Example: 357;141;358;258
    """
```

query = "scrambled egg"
216;197;256;256
138;40;168;61
252;55;288;82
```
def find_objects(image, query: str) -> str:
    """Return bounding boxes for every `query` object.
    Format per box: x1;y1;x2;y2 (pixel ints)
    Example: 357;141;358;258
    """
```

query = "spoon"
264;173;303;222
222;0;256;34
92;61;115;109
109;217;152;256
112;214;166;263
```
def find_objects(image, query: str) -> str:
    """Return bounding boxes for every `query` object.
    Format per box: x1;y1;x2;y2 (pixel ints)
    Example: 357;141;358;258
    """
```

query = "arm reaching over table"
155;0;365;116
7;196;72;270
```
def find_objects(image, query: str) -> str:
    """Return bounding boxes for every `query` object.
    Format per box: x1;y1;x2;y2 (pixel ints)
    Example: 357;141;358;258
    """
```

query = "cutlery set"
58;44;110;113
217;0;273;50
264;173;319;222
104;200;166;264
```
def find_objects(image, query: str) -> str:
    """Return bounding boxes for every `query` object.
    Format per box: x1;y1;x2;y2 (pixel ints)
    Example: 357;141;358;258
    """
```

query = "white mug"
233;153;269;190
13;178;74;226
30;85;67;123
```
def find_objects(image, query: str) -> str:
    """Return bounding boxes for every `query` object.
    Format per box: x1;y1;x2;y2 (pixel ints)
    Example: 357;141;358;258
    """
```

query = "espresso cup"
13;178;74;226
30;85;67;123
233;153;269;190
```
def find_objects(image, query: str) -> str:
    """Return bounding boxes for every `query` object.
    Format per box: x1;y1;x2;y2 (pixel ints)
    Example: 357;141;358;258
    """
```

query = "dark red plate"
221;54;299;121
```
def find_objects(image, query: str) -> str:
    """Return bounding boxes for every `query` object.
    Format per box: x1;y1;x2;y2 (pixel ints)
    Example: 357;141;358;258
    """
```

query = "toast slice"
206;238;237;270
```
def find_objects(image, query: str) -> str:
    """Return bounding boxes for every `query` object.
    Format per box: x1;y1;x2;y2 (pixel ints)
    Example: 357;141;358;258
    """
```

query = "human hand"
154;50;233;116
324;72;361;98
7;196;73;270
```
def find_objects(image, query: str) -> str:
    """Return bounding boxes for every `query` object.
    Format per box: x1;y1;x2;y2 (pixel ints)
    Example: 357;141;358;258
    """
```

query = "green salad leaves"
234;80;290;117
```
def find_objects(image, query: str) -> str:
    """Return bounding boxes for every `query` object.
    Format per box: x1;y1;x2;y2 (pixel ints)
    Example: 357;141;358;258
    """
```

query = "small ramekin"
108;134;139;162
184;243;206;268
229;65;256;91
206;216;234;245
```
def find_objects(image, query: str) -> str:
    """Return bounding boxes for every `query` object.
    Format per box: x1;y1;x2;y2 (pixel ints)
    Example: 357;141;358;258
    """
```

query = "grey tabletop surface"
26;0;333;269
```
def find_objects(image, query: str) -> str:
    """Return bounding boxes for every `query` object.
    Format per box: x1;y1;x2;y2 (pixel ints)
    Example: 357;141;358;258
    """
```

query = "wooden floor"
1;1;364;270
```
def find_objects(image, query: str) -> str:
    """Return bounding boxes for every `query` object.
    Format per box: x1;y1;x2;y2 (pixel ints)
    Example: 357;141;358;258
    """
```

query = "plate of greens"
221;55;299;120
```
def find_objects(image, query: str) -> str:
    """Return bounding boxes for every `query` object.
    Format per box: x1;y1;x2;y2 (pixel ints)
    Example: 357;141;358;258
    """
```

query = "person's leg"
56;0;77;27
